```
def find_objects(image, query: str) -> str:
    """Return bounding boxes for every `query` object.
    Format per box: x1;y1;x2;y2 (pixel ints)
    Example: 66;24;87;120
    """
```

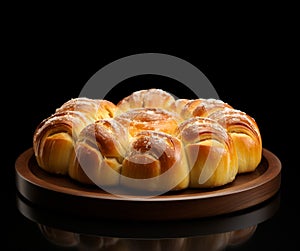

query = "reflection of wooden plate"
16;192;280;238
15;148;281;221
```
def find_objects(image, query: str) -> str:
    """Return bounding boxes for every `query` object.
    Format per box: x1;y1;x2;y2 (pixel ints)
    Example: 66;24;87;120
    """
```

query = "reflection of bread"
39;224;119;249
33;88;262;191
229;225;257;246
38;224;257;250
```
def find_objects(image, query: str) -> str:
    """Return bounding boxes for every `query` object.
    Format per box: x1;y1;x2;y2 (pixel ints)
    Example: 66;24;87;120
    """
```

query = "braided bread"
33;89;262;192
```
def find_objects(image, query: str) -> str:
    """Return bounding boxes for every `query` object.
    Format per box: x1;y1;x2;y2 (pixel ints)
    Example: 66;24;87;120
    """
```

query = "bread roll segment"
121;131;190;192
33;98;116;175
177;117;238;188
69;119;128;185
177;98;233;119
115;107;182;137
208;108;262;173
116;88;176;115
33;88;263;192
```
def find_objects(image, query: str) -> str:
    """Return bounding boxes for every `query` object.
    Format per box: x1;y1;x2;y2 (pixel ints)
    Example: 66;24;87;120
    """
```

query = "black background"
3;9;297;250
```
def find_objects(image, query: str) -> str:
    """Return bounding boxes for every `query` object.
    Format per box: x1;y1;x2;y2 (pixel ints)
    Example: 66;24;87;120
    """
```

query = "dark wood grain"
15;148;281;220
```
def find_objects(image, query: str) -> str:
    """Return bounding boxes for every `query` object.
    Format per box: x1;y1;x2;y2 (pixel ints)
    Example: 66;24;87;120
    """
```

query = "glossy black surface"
14;191;280;250
5;24;296;250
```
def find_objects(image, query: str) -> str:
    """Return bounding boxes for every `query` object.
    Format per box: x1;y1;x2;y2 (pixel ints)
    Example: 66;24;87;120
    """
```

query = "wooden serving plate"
15;148;281;221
